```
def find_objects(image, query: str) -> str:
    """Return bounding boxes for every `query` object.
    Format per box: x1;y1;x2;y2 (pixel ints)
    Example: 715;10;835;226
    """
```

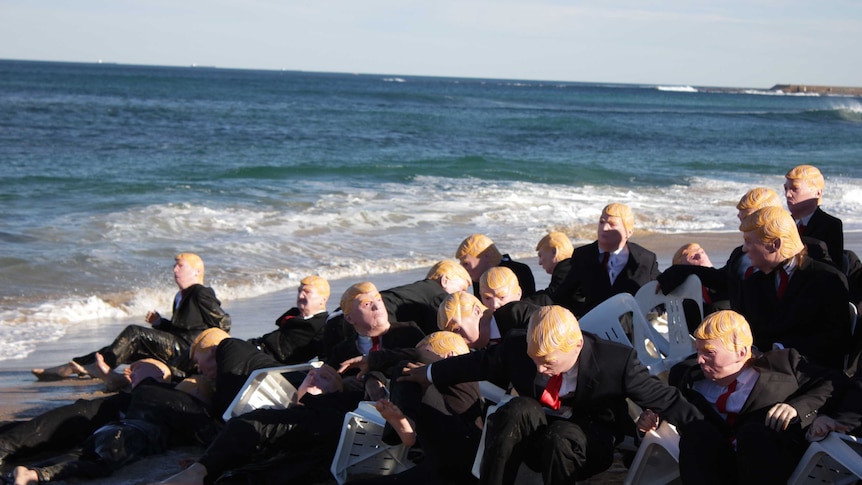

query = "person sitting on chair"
401;305;702;484
455;233;536;298
784;164;844;269
736;206;850;371
552;203;660;317
437;289;536;350
640;310;843;485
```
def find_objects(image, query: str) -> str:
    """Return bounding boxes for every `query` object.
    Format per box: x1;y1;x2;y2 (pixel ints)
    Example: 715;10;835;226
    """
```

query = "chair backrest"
635;275;702;364
222;362;321;421
787;432;862;484
850;301;858;337
579;292;670;375
330;401;414;484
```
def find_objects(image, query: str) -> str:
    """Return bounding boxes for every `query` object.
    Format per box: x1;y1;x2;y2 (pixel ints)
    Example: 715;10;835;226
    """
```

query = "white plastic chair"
579;292;671;376
787;432;862;485
623;421;682;485
635;275;702;367
222;361;322;421
330;401;414;484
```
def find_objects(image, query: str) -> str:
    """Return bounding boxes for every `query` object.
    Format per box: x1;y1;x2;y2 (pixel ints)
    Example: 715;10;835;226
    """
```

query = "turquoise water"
1;59;861;360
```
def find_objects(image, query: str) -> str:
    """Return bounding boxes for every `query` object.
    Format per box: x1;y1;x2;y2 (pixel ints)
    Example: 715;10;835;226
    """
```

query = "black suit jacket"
737;257;850;370
154;284;232;344
431;331;702;433
248;309;328;365
553;241;660;317
524;258;571;306
492;300;539;338
675;348;842;436
802;207;844;270
381;278;448;335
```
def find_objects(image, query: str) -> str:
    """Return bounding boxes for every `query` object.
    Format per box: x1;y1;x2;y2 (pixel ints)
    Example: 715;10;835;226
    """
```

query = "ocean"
2;59;861;362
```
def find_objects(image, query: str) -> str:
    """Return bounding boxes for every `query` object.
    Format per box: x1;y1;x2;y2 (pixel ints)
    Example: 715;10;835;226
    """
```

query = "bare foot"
12;465;39;485
90;353;131;392
31;363;77;381
148;462;208;485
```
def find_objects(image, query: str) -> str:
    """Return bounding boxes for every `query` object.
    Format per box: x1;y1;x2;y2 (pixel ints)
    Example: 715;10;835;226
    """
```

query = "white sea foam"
3;173;862;361
656;86;698;93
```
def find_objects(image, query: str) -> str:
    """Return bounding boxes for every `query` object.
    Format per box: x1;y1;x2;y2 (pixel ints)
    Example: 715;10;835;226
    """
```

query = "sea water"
2;59;861;361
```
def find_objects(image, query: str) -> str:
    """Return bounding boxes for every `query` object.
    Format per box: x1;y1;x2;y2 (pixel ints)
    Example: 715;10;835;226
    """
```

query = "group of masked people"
3;164;861;485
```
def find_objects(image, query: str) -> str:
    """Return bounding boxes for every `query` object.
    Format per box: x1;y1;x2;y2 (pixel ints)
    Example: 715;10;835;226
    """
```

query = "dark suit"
247;309;328;364
737;257;850;370
553;241;659;317
800;207;844;271
674;349;843;485
430;331;701;483
524;258;571;306
381;279;449;335
72;284;231;378
492;300;539;339
327;322;425;376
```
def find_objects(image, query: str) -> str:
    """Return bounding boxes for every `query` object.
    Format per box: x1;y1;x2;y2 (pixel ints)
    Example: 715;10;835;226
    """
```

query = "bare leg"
147;462;208;485
376;399;416;447
86;353;131;392
12;466;39;485
31;362;80;381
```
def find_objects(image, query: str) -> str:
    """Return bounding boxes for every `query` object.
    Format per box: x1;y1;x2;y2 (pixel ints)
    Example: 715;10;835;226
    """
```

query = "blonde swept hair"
786;165;825;203
739;206;806;261
300;275;330;298
426;259;471;283
536;232;574;262
602;203;634;233
527;305;582;358
437;291;487;331
736;187;782;212
456;234;502;261
693;310;753;355
672;243;702;266
340;282;380;318
479;266;521;298
417;331;471;357
190;327;230;360
176;253;205;284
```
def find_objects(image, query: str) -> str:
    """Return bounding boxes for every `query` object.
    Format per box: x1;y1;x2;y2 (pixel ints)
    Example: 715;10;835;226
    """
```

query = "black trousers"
72;324;192;374
678;418;806;485
480;397;615;485
0;393;130;463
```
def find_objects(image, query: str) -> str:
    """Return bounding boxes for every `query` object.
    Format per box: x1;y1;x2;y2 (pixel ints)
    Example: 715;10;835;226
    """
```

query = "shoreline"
3;229;860;421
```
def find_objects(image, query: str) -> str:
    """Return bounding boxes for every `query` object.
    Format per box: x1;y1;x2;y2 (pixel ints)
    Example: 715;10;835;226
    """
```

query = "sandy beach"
1;230;858;484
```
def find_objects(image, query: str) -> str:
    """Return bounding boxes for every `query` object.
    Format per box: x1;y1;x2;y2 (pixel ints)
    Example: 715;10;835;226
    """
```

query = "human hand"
637;409;660;433
806;415;849;442
765;403;798;431
145;311;160;325
396;362;429;387
338;356;369;379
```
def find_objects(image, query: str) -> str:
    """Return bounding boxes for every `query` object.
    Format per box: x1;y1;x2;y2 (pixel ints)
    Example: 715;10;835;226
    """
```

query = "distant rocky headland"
769;84;862;96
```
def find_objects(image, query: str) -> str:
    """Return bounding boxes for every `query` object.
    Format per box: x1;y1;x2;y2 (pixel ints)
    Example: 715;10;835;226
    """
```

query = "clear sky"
2;0;860;88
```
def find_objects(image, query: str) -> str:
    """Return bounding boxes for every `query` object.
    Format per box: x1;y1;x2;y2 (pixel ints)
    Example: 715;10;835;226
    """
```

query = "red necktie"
797;222;807;236
743;266;754;279
371;336;381;352
776;267;789;299
601;252;611;281
716;379;738;425
540;374;563;410
701;286;713;305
